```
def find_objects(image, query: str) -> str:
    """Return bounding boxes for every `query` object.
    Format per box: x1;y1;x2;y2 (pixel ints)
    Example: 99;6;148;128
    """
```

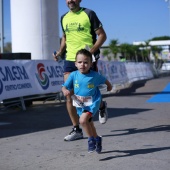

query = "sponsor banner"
97;61;153;84
0;60;64;101
0;60;154;101
97;60;128;84
125;62;153;82
125;62;139;82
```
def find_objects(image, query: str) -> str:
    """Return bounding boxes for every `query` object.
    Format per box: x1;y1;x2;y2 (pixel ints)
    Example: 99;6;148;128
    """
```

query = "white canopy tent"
149;40;170;46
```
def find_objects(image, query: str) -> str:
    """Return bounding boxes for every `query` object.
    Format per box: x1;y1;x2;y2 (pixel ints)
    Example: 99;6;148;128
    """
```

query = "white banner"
0;60;64;101
97;61;153;84
125;62;154;83
97;60;129;84
0;60;154;101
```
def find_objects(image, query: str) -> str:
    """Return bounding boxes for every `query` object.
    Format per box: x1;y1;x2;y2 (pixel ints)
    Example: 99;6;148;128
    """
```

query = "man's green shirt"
61;8;102;61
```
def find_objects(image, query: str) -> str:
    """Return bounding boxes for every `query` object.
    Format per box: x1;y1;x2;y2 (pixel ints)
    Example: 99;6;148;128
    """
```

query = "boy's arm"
62;72;74;96
62;86;70;96
105;79;112;91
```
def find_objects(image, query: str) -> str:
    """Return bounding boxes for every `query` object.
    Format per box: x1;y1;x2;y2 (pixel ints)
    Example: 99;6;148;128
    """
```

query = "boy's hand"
107;86;112;91
105;80;112;91
62;88;70;96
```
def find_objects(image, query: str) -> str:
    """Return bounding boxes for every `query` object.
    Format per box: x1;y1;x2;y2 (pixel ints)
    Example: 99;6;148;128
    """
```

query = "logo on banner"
0;65;31;97
0;79;3;95
35;63;50;90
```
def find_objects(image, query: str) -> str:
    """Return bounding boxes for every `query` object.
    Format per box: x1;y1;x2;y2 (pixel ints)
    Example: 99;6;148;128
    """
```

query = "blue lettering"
17;83;32;89
110;65;117;74
4;67;15;81
47;66;57;78
47;66;63;78
5;84;17;91
12;66;21;80
0;66;29;82
51;80;64;86
55;66;63;77
16;66;29;80
0;67;6;80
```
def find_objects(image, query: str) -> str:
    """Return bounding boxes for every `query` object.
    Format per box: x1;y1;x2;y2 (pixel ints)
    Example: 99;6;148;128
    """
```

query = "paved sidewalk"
0;76;170;170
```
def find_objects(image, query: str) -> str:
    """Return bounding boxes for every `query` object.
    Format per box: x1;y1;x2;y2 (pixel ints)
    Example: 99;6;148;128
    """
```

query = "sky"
2;0;170;46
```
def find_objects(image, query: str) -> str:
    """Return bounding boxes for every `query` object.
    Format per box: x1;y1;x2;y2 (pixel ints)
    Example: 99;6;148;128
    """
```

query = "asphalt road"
0;76;170;170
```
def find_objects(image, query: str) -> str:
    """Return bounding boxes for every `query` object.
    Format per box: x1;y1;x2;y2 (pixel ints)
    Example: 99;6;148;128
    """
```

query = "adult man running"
54;0;108;141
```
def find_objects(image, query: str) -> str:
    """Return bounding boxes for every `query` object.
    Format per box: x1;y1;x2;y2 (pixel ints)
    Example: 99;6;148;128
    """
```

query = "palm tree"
102;49;111;61
120;43;136;61
143;41;151;62
119;43;128;60
4;42;12;53
131;45;140;62
109;39;119;60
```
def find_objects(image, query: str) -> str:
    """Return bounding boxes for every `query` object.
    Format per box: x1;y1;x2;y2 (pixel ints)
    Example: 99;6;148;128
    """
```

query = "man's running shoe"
88;137;96;153
99;101;108;124
64;128;83;141
95;136;102;153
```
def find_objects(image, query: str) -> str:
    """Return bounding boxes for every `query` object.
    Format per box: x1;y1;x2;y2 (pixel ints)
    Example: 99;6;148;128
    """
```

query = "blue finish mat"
147;83;170;103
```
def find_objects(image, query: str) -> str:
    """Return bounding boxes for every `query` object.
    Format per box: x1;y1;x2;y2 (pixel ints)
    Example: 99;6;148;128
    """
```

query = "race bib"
72;95;92;108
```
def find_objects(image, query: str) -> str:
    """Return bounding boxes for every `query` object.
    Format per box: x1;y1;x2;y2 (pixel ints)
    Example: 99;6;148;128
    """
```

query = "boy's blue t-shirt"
63;70;106;116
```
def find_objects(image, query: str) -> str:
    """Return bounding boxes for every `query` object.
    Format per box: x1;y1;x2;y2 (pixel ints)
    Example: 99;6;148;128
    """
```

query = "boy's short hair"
76;49;92;62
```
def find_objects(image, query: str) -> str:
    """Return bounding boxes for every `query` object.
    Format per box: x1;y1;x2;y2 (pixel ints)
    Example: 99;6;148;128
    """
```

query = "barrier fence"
0;60;154;110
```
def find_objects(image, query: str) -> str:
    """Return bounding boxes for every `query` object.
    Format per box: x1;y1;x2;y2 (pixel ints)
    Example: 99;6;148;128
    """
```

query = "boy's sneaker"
95;136;102;153
88;137;96;153
99;101;108;124
64;128;83;141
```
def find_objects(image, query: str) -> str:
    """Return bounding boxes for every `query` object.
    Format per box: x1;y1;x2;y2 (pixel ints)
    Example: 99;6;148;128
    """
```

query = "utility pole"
0;0;4;53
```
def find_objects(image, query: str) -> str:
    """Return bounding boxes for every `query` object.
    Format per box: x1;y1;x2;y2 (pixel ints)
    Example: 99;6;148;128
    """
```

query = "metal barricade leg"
20;97;26;111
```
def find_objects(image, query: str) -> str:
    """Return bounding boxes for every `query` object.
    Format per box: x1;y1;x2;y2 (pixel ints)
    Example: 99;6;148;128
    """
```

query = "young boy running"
62;49;112;153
